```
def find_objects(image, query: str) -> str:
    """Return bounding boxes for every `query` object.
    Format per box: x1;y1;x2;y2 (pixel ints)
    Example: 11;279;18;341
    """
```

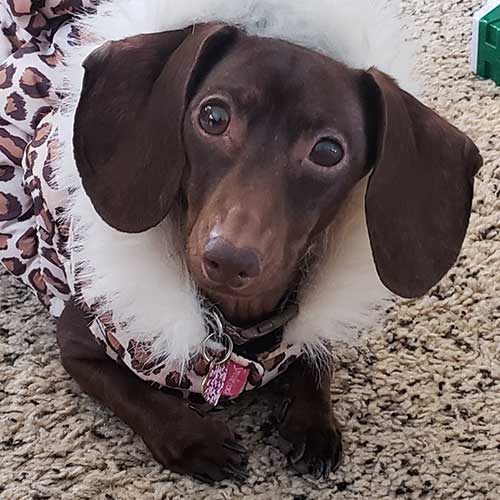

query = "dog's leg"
56;301;247;483
276;357;343;478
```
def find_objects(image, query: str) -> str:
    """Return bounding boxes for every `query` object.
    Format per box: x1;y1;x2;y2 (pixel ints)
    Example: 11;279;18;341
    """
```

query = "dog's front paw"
277;398;343;479
142;397;248;483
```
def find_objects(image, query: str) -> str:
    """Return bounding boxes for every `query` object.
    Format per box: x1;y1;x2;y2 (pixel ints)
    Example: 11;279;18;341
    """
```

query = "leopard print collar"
88;305;303;407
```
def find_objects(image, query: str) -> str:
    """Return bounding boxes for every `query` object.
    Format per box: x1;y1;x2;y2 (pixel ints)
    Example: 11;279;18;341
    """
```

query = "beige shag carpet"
1;0;499;498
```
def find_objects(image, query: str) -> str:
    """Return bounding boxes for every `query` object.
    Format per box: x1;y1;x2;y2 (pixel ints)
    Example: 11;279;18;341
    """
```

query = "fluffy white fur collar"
54;0;417;365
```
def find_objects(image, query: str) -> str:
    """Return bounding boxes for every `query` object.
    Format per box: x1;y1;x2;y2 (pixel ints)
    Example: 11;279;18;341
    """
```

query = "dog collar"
199;302;300;405
88;299;303;408
202;301;299;347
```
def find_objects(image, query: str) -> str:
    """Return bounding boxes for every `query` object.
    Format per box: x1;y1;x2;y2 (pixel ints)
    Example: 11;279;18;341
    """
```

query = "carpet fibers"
1;0;499;498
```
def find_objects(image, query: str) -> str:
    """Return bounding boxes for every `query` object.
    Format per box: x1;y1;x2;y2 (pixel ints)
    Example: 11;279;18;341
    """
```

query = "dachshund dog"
55;24;481;482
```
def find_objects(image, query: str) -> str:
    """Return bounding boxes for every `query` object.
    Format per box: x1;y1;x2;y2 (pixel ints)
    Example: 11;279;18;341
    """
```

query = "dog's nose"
202;237;260;288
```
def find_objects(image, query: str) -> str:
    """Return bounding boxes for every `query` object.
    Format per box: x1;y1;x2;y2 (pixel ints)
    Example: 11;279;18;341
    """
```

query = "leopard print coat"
0;0;95;316
0;0;302;404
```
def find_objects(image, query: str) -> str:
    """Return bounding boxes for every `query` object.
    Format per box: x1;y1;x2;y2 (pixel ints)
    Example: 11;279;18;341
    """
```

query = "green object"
472;1;500;85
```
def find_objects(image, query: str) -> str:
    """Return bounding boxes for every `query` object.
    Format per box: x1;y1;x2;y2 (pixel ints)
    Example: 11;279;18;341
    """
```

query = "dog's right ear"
73;24;238;233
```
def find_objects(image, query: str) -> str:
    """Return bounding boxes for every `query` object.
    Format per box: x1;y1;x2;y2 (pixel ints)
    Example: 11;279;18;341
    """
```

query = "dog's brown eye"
199;101;230;135
310;139;344;167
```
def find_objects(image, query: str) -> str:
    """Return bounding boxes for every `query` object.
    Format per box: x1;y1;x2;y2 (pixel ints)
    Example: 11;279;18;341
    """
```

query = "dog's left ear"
74;24;238;233
363;68;483;298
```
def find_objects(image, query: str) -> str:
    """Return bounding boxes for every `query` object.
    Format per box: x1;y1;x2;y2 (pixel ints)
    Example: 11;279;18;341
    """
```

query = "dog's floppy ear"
363;68;483;298
73;24;237;233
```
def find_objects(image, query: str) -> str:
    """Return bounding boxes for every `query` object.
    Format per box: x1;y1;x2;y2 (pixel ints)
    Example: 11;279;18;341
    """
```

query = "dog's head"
74;24;482;325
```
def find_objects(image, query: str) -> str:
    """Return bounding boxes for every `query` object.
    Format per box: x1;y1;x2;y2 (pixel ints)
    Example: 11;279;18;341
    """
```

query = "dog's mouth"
200;286;290;327
186;253;297;327
185;224;324;327
188;241;322;328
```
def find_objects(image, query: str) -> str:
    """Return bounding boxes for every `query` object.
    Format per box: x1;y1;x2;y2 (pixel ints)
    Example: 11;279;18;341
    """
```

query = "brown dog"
57;24;481;482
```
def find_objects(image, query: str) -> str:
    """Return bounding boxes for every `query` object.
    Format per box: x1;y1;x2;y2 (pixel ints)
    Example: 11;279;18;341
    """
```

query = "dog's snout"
202;237;260;288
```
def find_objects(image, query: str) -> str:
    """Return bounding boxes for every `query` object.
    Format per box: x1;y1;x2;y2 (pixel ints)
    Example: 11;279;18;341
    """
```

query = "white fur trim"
54;0;415;365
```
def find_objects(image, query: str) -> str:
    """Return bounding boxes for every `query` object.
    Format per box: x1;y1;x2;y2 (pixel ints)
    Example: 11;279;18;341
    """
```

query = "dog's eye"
199;101;230;135
309;139;344;167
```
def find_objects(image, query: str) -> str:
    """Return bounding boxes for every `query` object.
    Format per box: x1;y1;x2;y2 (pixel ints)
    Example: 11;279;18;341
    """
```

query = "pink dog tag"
221;361;250;398
202;360;250;406
202;362;229;407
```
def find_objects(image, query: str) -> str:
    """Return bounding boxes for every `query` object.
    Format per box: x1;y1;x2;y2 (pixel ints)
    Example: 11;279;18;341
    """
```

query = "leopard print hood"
52;0;416;366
